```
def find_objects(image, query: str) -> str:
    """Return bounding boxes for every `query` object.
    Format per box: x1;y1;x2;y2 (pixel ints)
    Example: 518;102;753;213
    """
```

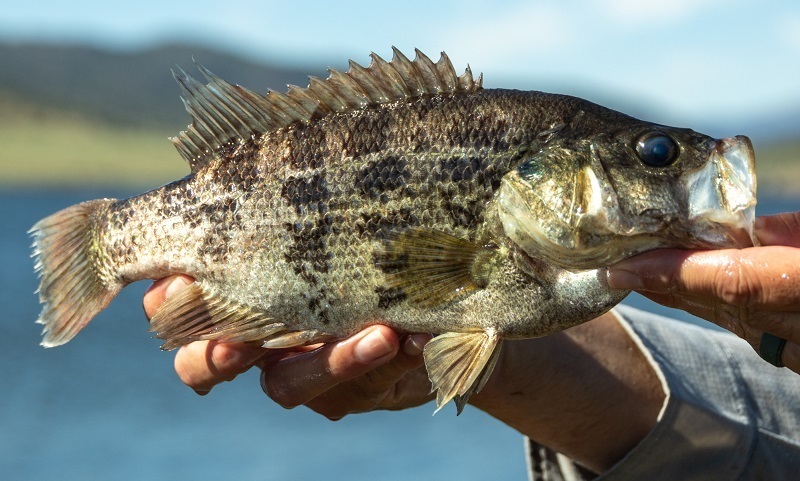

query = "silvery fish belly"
31;49;757;413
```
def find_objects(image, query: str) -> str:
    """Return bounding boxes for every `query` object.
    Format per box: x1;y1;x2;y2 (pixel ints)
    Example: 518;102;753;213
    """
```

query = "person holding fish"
31;49;800;478
143;211;800;479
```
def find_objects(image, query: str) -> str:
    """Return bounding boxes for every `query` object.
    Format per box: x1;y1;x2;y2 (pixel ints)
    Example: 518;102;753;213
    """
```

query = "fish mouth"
681;135;758;248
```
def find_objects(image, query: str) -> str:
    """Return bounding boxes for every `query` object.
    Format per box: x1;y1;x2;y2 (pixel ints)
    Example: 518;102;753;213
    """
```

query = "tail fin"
30;199;122;347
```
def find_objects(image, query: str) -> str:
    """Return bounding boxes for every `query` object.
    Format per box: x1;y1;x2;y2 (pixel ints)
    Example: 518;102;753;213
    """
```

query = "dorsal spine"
171;48;483;172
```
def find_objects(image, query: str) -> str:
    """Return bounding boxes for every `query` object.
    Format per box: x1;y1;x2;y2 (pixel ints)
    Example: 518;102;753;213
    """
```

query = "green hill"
0;42;797;193
0;43;325;187
0;42;321;128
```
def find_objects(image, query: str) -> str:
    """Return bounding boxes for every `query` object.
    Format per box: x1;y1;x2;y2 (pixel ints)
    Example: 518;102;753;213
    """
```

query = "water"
1;189;797;481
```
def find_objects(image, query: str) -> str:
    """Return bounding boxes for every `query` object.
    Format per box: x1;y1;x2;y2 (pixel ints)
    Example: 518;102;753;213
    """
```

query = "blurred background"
1;1;798;480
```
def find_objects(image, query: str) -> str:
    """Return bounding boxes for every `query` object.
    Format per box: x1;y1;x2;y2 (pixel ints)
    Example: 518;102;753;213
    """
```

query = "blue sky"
2;0;799;132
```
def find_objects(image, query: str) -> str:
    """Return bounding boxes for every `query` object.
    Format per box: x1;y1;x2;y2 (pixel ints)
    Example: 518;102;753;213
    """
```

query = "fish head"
497;119;757;270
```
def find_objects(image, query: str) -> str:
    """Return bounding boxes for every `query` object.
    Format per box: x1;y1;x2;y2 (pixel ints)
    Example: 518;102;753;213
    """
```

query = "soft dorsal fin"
171;48;483;172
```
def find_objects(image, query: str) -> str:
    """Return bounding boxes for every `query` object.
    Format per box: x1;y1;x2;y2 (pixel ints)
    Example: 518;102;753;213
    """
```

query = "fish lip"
681;135;758;248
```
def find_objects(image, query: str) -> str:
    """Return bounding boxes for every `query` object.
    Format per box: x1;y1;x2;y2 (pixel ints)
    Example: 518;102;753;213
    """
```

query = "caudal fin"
30;199;121;347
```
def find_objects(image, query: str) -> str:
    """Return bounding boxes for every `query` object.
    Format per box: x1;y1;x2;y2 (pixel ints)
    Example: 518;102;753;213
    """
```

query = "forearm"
469;312;664;473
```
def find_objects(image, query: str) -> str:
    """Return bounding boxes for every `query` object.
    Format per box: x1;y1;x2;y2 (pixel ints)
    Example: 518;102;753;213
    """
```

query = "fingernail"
606;267;645;290
165;276;191;299
355;328;394;364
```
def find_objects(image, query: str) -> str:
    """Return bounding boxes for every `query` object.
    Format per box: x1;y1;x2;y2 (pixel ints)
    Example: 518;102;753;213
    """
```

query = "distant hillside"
1;41;798;140
0;42;324;129
0;42;797;192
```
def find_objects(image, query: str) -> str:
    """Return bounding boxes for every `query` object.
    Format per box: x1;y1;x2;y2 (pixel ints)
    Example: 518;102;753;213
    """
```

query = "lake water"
1;189;797;481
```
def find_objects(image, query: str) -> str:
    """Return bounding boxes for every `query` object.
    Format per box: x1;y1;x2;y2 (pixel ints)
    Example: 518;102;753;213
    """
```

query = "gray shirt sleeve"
526;305;800;481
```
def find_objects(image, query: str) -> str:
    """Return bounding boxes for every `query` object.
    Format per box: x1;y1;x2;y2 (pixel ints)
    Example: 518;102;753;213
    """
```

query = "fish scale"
30;48;757;413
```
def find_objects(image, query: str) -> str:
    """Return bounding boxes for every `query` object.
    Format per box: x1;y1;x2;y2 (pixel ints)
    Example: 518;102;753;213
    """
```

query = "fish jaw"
681;135;758;248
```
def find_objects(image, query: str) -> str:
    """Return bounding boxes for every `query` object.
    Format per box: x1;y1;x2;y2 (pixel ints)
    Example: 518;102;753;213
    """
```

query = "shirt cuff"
593;306;754;480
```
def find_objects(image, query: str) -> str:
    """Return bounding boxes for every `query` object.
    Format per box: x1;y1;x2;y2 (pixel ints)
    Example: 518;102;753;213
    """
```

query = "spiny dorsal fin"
171;48;483;172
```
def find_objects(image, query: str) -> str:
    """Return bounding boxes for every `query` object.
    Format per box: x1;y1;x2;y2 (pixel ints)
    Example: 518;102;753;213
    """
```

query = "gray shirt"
526;305;800;480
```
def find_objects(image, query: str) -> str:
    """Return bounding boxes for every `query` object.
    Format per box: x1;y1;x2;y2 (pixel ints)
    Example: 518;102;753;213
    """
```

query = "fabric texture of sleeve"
525;304;800;481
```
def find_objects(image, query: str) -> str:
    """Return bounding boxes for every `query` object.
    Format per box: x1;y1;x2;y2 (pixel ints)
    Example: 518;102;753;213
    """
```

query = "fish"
31;48;757;414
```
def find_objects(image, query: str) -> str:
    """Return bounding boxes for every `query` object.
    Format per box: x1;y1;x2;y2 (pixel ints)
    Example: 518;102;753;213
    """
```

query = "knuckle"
210;346;239;371
710;301;743;335
715;256;761;307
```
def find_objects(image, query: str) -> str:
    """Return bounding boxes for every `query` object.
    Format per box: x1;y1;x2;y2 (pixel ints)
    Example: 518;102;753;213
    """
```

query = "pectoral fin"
149;282;323;350
423;329;502;414
376;228;498;307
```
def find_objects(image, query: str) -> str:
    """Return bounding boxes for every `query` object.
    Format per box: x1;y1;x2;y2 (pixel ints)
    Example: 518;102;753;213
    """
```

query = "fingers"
781;342;800;374
261;326;431;418
143;274;195;319
640;290;800;374
607;246;800;311
144;274;267;394
608;215;800;376
146;275;433;409
174;341;268;394
638;290;800;342
755;212;800;247
302;335;431;419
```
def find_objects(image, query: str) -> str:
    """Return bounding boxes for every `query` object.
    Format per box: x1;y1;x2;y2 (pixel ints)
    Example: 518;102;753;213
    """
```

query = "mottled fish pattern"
31;49;756;413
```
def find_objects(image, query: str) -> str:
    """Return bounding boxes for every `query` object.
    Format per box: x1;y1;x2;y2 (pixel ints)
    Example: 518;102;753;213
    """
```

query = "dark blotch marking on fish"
443;198;485;229
437;156;483;183
435;155;507;192
281;173;331;215
374;286;407;309
195;200;240;260
284;215;336;324
476;162;503;192
306;292;334;324
355;208;419;239
374;251;410;275
281;123;335;322
354;156;409;198
284;215;335;279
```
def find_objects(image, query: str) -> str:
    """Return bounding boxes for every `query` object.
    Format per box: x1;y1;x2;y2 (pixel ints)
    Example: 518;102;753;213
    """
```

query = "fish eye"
635;132;679;167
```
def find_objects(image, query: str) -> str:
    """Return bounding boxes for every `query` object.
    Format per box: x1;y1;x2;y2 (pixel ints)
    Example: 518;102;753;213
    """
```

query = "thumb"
607;249;694;293
608;246;800;310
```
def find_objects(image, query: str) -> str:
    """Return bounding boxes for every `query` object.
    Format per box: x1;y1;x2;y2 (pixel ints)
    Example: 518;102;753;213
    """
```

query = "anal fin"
150;282;303;350
423;329;502;415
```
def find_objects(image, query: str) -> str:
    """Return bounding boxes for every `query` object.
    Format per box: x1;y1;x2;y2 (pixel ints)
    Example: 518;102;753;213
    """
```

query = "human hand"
143;275;433;418
145;277;664;472
608;212;800;373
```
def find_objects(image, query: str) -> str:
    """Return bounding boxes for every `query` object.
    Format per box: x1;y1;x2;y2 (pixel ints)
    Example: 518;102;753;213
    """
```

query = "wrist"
467;313;664;473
